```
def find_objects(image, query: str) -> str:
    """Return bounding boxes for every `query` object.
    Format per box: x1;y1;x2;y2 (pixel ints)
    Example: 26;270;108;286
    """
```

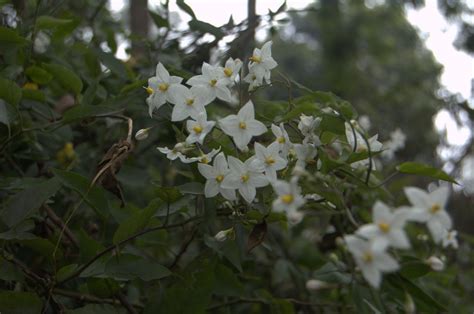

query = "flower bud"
404;293;416;314
214;227;234;242
306;279;328;291
135;128;151;141
426;256;444;271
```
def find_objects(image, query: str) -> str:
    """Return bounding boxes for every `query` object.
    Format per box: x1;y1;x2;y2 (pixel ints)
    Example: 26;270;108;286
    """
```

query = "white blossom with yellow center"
146;62;183;117
218;100;267;151
198;152;236;201
272;177;305;220
271;123;293;157
253;142;287;183
356;201;411;250
168;85;211;121
248;41;278;86
187;62;232;103
220;57;242;85
344;235;399;288
185;112;215;145
404;186;452;243
221;156;268;203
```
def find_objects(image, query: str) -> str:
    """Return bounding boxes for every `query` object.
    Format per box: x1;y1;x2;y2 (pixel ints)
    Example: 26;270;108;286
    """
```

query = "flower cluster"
344;185;458;288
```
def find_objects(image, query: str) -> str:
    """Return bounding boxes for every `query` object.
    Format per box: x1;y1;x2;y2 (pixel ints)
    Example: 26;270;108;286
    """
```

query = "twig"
57;215;203;285
116;292;138;314
43;204;79;248
53;288;143;309
169;228;198;270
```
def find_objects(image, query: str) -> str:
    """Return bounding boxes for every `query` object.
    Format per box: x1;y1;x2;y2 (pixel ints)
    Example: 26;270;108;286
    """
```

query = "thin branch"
53;288;143;309
57;215;203;285
116;292;138;314
169;228;198;270
43;204;79;248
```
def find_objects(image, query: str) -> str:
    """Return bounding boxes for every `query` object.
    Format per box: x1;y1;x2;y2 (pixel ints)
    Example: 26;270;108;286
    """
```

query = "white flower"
272;177;305;215
167;85;211;121
180;148;220;164
404;186;452;243
298;114;320;137
248;41;278;84
441;229;459;249
187;62;232;102
221;57;242;85
271;123;292;157
356;201;411;250
185;112;215;145
146;63;183;116
382;128;406;160
358;115;371;130
294;143;318;169
253;142;287;182
219;100;267;151
243;72;260;91
345;122;383;168
345;235;399;288
198;152;236;200
425;256;444;271
221;156;268;203
135;128;151;141
157;142;186;160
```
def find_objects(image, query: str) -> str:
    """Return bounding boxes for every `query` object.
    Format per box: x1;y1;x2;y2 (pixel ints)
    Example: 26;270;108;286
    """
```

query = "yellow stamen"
239;122;247;129
363;252;373;263
281;194;294;204
277;137;286;144
158;83;169;92
200;157;209;164
193;125;203;134
216;175;224;183
378;222;390;233
223;67;233;77
23;82;38;90
241;174;249;183
186;98;194;106
210;79;217;86
430;204;441;214
249;55;262;63
145;86;154;95
265;157;275;165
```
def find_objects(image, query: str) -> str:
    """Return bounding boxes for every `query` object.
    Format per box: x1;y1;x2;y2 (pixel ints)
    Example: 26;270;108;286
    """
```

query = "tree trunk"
129;0;149;60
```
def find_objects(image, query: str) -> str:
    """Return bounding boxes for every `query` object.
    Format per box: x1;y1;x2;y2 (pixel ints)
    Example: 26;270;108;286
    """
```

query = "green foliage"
397;161;457;183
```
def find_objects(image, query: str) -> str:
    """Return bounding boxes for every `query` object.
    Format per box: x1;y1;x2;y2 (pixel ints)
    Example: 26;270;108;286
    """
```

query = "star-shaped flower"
146;63;183;116
253;142;287;183
356;201;411;250
294;143;318;169
185;112;215;145
168;85;211;121
272;177;306;216
180;148;220;164
187;62;232;102
221;57;242;85
157;142;186;160
198;152;236;200
404;186;452;243
345;235;399;288
441;229;458;249
248;41;278;84
221;156;268;203
271;123;293;157
219;100;267;151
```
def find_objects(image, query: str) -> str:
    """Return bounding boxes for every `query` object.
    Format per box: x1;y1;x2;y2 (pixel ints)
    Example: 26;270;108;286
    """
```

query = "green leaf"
177;182;204;195
188;20;224;39
0;26;27;50
0;220;37;240
62;104;120;123
52;169;109;216
0;291;42;314
176;0;196;19
120;79;147;94
149;10;169;28
21;88;45;102
156;186;182;203
399;256;431;279
57;264;79;282
0;177;61;227
113;204;157;244
25;66;53;84
36;16;74;29
320;114;345;135
104;254;171;281
0;77;22;107
397;162;457;183
43;63;83;95
213;264;244;296
0;257;25;282
95;49;128;78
